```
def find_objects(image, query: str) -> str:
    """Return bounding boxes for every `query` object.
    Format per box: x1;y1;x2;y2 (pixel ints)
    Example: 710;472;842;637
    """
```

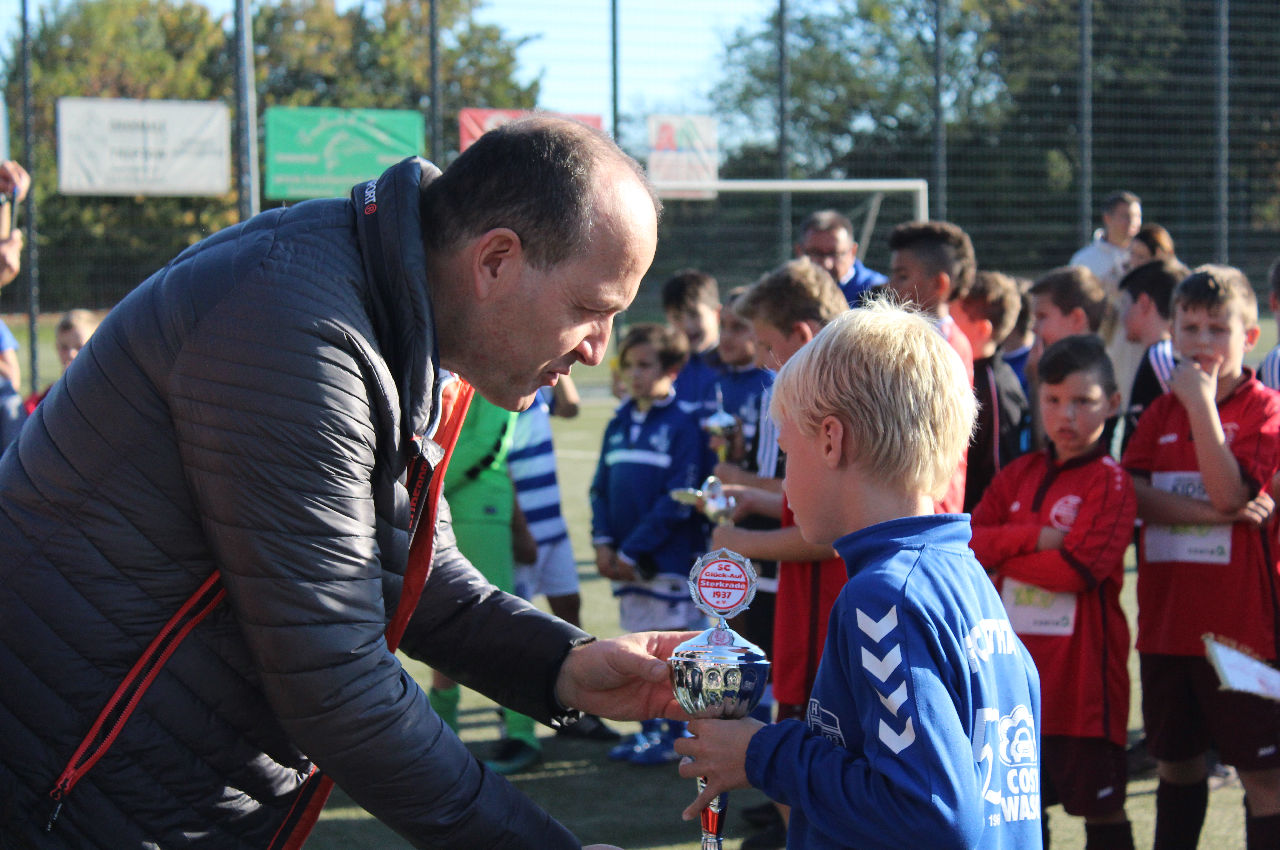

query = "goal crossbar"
651;178;930;222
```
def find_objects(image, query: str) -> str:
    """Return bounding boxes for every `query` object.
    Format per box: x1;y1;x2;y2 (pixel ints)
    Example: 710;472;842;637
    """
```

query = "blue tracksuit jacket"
746;514;1042;849
589;394;711;577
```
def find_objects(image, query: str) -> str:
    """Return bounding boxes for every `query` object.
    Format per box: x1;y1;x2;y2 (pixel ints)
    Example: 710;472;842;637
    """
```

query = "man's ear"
1245;324;1262;351
472;227;522;301
820;415;845;469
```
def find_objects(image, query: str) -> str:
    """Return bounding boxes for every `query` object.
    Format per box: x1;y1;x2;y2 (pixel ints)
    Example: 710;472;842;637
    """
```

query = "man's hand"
554;631;698;722
673;717;763;820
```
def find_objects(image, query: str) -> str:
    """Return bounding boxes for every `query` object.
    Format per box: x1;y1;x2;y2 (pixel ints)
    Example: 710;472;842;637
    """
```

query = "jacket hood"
352;157;444;441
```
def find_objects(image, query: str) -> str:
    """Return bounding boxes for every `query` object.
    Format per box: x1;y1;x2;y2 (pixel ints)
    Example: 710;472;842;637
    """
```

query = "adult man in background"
0;118;678;849
1070;190;1145;410
1070;190;1142;289
795;208;887;306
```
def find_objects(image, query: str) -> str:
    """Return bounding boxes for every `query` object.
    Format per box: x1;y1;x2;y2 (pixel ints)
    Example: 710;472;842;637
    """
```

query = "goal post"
650;178;929;223
627;177;930;322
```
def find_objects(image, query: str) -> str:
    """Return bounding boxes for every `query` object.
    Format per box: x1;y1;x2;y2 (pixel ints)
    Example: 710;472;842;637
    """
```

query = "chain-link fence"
3;0;1277;324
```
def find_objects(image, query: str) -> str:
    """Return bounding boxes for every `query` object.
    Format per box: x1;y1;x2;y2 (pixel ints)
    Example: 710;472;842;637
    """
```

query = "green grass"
15;314;1274;848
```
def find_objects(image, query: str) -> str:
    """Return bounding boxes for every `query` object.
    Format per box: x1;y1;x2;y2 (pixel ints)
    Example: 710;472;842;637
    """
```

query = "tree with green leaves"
2;0;538;309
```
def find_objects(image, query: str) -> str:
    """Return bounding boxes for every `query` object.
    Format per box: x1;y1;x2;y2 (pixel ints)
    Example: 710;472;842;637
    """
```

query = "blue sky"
1;0;775;127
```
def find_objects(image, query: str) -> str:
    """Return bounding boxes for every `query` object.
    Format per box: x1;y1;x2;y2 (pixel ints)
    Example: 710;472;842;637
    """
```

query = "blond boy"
676;302;1042;849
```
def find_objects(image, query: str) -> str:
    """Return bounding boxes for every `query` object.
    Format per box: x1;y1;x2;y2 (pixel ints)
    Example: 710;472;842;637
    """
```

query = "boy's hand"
1036;526;1066;551
596;544;632;580
712;462;751;486
1234;490;1274;526
674;717;763;820
1170;356;1221;410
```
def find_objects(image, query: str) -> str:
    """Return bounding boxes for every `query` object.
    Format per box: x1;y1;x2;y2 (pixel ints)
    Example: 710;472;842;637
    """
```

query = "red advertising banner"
458;108;604;150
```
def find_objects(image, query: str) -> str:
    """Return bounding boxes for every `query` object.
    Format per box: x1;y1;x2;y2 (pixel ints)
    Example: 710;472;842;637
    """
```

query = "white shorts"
616;574;708;633
513;535;580;600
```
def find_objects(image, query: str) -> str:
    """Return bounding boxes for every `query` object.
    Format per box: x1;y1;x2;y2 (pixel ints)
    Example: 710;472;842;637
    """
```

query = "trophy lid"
687;547;757;620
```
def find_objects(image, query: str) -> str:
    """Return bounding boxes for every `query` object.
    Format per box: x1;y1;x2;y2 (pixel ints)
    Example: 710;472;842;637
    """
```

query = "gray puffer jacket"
0;159;587;848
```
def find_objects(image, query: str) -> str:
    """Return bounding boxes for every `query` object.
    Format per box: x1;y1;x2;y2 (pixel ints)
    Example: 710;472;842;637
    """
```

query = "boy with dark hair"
662;268;723;417
1258;256;1280;391
971;335;1137;850
676;302;1041;849
591;322;712;765
886;219;977;513
1029;266;1110;348
1117;258;1189;452
953;271;1031;510
1122;265;1280;850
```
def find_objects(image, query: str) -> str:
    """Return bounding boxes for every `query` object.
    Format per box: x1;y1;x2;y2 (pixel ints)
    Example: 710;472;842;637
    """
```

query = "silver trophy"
670;475;736;526
668;548;771;849
703;387;739;463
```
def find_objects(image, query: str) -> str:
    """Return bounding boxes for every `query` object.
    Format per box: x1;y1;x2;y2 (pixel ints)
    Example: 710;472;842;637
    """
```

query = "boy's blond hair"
771;300;975;500
736;258;848;332
1172;264;1258;329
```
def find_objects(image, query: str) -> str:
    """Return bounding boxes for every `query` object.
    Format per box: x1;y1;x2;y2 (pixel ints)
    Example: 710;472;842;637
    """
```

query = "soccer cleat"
483;738;542;775
607;730;657;761
556;713;621;741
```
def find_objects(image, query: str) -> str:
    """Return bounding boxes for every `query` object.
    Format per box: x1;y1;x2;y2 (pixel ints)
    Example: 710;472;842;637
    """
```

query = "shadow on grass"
307;731;773;850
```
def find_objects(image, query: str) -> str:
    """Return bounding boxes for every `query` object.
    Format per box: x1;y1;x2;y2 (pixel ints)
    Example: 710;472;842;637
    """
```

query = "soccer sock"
1246;812;1280;850
427;685;460;732
1085;820;1135;850
502;708;540;750
1154;779;1208;850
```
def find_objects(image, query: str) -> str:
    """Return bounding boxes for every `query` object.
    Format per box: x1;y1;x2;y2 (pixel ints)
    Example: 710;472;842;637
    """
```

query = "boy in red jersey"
1122;265;1280;850
971;335;1137;850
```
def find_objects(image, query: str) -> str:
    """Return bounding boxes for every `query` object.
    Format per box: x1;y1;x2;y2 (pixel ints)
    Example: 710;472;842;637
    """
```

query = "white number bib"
1001;578;1077;636
1144;471;1232;564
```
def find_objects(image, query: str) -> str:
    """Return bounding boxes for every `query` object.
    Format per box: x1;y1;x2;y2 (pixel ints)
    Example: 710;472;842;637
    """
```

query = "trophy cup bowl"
669;628;769;719
670;475;736;526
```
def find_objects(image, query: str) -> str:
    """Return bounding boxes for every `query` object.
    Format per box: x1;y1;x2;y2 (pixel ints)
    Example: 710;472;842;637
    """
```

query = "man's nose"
575;318;612;366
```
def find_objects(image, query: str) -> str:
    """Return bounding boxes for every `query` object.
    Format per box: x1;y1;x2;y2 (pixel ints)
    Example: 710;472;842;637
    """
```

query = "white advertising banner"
647;114;718;200
57;98;230;196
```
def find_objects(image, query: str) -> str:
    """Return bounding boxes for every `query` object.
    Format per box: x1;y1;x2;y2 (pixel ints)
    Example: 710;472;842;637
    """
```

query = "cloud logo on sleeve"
998;704;1037;767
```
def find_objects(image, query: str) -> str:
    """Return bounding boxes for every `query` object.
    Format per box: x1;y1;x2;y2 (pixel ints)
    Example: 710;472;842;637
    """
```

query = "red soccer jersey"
936;316;974;514
970;445;1135;744
1122;371;1280;659
771;496;847;707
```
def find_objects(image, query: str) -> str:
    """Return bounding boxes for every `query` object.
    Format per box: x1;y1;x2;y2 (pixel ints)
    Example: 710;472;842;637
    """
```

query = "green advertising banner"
264;107;424;200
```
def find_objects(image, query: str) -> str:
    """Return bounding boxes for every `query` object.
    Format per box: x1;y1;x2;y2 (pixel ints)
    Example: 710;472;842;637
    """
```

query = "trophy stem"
697;776;727;849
